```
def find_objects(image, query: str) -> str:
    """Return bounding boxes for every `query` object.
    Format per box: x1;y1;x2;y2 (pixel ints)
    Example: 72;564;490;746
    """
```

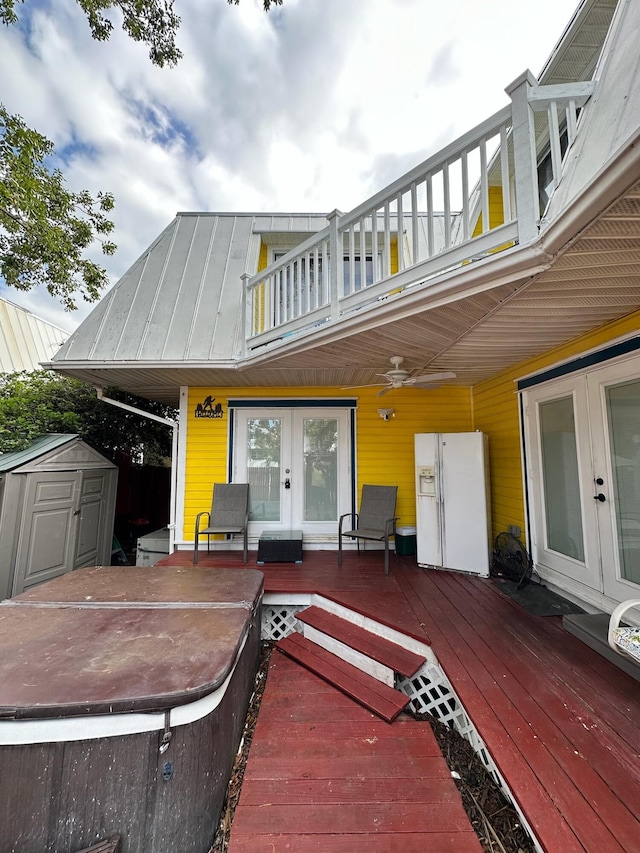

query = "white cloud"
0;0;581;331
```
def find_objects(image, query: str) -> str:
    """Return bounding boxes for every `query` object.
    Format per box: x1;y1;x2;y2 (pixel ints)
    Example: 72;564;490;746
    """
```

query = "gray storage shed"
0;434;117;599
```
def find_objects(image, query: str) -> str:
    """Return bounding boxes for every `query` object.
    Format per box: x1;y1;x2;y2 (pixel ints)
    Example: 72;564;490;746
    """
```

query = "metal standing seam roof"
51;214;333;367
0;298;70;373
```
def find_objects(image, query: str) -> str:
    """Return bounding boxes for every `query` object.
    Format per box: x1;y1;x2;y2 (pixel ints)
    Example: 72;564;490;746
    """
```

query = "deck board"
275;632;410;721
229;833;484;852
158;550;640;852
297;604;427;675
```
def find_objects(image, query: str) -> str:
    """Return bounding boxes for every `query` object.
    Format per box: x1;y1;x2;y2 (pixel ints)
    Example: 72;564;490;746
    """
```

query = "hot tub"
0;565;264;853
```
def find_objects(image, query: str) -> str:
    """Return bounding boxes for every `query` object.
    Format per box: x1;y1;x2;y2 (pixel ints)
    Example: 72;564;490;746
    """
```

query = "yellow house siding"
472;373;524;540
252;240;270;333
390;235;399;275
257;240;268;271
354;386;472;528
185;395;230;538
472;185;505;236
473;310;640;544
183;384;471;539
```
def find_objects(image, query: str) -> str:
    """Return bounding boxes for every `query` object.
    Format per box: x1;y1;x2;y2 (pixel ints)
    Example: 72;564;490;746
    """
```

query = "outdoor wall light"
377;408;395;421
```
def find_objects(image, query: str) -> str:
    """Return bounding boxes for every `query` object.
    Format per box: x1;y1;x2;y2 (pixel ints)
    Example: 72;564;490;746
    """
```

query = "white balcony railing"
243;71;594;354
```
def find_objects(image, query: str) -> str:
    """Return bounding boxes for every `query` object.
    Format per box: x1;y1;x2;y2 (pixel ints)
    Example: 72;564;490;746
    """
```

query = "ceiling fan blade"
340;383;388;390
409;371;457;386
376;386;394;397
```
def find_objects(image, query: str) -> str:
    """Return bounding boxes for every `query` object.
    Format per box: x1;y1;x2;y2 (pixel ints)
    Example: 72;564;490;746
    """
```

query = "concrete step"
275;632;410;722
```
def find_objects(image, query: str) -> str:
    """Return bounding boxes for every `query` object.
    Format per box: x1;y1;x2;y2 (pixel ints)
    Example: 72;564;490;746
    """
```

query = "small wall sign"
195;396;224;419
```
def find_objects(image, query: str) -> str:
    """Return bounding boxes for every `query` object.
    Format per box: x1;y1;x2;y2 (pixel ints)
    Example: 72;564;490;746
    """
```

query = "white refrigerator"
414;432;491;576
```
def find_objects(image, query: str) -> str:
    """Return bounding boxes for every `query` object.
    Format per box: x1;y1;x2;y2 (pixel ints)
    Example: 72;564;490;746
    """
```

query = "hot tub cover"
0;566;263;719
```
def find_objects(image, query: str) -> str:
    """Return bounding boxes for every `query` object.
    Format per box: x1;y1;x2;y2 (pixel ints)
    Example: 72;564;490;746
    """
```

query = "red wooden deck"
157;549;640;852
229;653;481;852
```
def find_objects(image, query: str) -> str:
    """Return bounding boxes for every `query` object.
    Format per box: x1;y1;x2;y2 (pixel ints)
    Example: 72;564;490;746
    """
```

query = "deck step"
298;605;426;677
563;613;640;683
276;632;410;722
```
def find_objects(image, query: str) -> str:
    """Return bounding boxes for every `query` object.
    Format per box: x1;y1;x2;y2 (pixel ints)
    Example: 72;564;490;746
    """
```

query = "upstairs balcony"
242;71;595;358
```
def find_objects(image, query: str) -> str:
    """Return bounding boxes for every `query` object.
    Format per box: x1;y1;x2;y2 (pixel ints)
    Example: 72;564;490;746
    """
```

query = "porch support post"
506;69;540;246
240;272;250;358
327;208;342;322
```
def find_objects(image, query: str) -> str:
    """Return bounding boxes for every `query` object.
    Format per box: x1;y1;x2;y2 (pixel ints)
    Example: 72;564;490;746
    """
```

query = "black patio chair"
193;483;249;564
338;484;398;575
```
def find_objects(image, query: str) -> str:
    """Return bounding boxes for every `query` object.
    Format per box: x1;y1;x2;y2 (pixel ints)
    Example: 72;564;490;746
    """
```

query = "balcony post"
240;272;250;357
327;208;342;322
505;70;540;246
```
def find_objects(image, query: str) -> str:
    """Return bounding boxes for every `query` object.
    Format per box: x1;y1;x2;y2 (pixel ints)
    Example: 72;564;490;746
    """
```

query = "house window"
343;254;382;293
272;250;323;319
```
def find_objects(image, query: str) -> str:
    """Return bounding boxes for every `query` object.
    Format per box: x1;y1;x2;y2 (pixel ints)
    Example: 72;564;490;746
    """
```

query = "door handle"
594;493;606;502
284;478;291;489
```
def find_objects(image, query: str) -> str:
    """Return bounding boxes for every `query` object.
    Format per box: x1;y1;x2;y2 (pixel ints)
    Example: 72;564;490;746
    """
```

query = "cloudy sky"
0;0;581;332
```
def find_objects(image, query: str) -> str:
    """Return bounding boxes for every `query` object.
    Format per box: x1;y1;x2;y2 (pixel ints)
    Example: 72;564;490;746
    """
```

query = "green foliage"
0;107;116;310
0;370;176;461
1;0;183;67
228;0;282;10
0;0;280;310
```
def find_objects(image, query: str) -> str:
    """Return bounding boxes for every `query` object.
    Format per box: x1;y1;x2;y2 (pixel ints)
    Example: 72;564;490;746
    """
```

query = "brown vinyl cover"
0;566;263;719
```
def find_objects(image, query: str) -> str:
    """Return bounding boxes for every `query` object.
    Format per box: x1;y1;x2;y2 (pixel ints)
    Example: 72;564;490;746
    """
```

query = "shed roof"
0;435;79;473
0;434;115;473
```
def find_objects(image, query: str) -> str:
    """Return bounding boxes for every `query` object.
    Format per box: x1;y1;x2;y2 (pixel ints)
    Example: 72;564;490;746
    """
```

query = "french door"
525;355;640;602
233;407;351;537
587;360;640;600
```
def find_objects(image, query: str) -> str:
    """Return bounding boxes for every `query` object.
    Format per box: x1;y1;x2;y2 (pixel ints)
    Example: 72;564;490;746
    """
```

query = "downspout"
95;388;179;554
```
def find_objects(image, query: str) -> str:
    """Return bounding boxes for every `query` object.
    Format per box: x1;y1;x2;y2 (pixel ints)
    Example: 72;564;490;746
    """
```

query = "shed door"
75;472;112;569
12;472;81;594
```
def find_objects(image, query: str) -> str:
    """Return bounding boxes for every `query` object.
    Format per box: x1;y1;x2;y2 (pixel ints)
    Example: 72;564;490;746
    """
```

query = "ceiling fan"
345;356;456;396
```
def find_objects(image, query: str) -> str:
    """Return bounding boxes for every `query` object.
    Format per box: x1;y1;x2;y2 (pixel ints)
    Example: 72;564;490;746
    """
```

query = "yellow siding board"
472;185;505;236
390;235;399;275
252;240;269;333
257;240;268;271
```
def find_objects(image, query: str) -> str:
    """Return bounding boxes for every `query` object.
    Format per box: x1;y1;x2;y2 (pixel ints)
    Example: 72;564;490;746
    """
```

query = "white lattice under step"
261;604;305;640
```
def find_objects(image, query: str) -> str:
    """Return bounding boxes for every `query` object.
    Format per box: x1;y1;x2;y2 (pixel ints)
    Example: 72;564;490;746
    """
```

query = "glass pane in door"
539;397;585;560
247;418;281;521
303;418;338;521
605;380;640;584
